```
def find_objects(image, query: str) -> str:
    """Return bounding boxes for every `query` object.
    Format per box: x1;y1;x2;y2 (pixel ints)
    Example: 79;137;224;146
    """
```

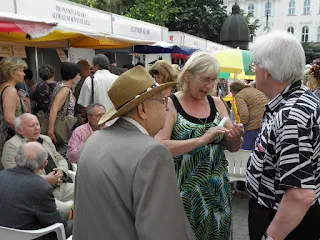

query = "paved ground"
231;192;250;240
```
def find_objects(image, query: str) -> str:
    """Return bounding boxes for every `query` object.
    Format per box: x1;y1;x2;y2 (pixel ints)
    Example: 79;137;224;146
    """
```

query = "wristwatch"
264;233;274;240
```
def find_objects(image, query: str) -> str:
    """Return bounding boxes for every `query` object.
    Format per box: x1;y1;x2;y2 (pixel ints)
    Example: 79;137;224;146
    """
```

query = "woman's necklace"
197;102;210;130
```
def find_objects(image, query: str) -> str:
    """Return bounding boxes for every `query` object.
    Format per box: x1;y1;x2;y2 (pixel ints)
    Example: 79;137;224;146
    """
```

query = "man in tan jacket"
1;113;74;202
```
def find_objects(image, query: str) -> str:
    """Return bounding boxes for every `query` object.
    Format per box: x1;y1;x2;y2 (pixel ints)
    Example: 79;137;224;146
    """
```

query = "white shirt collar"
120;116;149;135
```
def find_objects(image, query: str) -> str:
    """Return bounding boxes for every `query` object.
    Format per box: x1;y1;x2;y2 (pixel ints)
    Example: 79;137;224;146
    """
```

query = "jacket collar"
267;81;303;113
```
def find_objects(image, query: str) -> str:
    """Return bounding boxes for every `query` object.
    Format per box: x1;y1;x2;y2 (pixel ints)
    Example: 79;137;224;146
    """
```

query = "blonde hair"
148;60;178;84
306;73;320;91
0;57;27;82
178;51;220;93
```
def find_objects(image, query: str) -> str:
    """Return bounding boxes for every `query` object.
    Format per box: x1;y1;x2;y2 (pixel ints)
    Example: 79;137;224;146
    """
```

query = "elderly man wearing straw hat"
73;66;195;240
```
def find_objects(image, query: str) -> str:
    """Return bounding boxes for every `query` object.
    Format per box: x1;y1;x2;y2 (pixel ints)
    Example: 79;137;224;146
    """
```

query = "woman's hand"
227;123;244;141
48;131;57;144
200;126;229;146
225;123;245;152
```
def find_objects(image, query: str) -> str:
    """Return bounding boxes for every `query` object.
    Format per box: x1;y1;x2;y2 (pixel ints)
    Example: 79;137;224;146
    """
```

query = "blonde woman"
0;57;27;162
306;63;320;98
156;51;244;240
149;60;178;93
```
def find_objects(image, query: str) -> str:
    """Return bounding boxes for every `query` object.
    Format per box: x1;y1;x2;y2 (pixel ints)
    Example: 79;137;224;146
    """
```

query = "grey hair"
38;64;55;81
92;54;109;70
14;113;35;132
14;115;23;131
15;143;48;171
250;31;305;83
86;103;106;115
177;51;220;93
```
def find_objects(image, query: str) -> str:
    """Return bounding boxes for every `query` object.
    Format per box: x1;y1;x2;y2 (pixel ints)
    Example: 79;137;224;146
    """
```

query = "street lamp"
264;0;271;32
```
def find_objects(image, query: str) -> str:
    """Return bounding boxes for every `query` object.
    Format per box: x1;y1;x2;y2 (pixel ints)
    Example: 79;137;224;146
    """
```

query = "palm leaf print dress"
170;95;232;240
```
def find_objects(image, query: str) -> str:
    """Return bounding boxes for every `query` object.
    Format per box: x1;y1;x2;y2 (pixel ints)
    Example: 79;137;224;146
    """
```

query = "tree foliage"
70;0;261;44
124;0;178;26
70;0;133;14
241;11;260;41
302;42;320;64
166;0;228;42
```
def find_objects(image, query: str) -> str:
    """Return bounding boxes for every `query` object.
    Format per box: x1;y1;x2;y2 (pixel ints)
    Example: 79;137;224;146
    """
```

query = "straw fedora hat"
99;66;177;125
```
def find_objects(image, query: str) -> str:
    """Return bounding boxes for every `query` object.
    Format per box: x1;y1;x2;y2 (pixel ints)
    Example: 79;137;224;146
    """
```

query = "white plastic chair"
224;150;251;182
70;163;77;172
0;223;66;240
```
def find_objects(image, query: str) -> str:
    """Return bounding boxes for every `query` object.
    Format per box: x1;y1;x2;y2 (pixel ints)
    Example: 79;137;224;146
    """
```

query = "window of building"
303;0;311;15
248;4;254;16
287;26;294;34
289;0;295;15
265;1;271;16
302;26;309;42
317;26;320;42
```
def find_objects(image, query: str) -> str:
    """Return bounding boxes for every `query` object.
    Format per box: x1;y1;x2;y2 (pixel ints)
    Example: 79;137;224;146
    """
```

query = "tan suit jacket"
73;118;195;240
1;134;68;176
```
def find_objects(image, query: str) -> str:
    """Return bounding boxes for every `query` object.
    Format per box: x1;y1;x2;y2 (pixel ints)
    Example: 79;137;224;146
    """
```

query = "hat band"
115;83;158;110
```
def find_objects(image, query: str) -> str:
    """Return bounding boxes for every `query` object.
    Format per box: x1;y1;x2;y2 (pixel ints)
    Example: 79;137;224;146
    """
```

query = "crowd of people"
0;31;320;240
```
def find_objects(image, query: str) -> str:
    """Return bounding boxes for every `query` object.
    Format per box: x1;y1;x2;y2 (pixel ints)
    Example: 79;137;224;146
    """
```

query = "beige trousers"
53;182;74;201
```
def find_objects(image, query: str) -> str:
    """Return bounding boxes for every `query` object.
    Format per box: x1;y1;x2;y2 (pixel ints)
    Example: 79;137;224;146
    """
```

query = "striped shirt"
246;81;320;210
235;87;269;131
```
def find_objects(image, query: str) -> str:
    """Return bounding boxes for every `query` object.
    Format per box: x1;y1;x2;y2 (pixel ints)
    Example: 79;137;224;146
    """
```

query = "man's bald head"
15;142;48;171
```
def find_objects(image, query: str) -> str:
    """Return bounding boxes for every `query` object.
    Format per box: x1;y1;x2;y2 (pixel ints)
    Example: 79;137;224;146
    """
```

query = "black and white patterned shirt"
246;81;320;210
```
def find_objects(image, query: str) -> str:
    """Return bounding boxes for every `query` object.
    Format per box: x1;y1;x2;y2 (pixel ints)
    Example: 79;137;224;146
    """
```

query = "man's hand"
45;171;63;185
53;168;64;178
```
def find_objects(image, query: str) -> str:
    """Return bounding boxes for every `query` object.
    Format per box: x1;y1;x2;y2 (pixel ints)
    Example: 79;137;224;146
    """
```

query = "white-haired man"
246;31;320;240
0;142;73;239
1;113;74;203
73;66;195;240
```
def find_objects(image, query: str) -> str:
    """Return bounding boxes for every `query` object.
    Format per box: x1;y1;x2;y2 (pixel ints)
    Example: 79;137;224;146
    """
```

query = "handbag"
40;87;77;144
37;110;48;135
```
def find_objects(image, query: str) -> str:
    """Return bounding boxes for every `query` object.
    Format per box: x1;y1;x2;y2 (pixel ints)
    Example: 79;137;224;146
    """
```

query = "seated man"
67;103;106;163
1;113;74;202
0;142;72;239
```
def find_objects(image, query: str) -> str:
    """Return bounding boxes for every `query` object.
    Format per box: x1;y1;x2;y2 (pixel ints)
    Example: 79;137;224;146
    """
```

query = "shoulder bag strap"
48;85;70;114
62;89;71;116
91;75;94;104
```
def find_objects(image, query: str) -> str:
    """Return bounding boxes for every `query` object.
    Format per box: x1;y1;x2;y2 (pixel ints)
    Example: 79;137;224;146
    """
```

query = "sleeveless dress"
51;82;76;158
0;86;27;167
170;94;232;240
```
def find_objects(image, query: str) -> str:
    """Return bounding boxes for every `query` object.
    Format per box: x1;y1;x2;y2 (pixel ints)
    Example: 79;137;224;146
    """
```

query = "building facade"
223;0;320;43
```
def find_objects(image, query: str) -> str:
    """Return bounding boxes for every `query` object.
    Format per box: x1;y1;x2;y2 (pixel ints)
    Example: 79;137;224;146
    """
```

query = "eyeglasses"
149;96;168;107
90;113;105;118
249;62;259;73
194;74;216;84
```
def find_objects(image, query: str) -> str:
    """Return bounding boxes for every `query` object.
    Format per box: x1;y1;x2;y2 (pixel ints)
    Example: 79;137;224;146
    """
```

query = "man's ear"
16;127;23;136
137;103;148;120
264;69;271;80
40;160;48;170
